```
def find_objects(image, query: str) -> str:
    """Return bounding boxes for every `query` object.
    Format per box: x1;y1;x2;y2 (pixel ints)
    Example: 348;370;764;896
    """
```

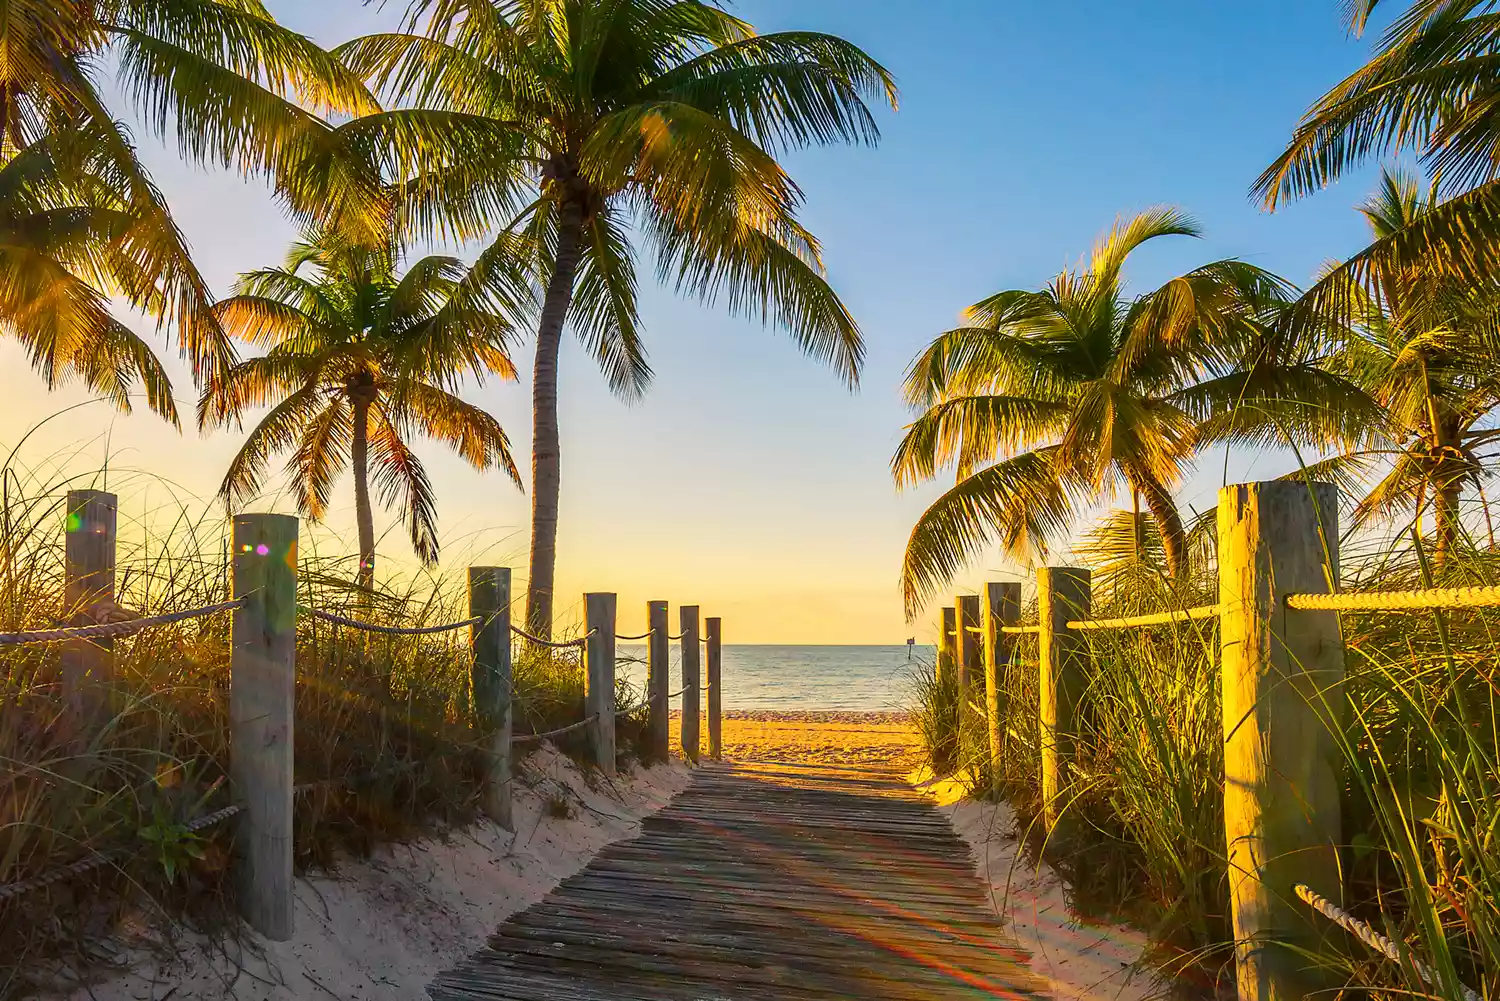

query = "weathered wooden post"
1038;567;1090;836
957;594;982;690
937;605;957;684
584;592;617;777
62;489;117;712
680;605;701;763
469;567;512;829
1219;480;1344;1001
647;600;670;762
983;581;1021;796
230;513;297;941
705;616;722;760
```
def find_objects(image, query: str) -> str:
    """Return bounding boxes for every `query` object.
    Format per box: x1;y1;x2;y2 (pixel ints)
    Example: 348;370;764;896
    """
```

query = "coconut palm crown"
893;208;1343;617
0;124;185;422
201;230;526;587
3;0;392;383
1314;167;1500;560
339;0;898;636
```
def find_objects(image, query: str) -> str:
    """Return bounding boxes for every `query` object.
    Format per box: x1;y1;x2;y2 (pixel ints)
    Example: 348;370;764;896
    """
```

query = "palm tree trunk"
525;194;589;640
1434;481;1462;569
351;393;375;590
1134;474;1188;578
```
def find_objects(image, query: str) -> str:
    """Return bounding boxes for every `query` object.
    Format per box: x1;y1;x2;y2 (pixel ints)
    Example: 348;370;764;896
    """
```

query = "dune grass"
0;465;649;999
911;532;1500;999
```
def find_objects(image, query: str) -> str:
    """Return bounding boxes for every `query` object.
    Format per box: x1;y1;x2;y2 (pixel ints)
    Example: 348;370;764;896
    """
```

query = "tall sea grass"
0;459;644;998
912;511;1500;999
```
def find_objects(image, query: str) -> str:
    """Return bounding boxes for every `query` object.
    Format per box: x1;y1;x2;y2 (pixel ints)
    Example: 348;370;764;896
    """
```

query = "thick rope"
666;685;690;699
303;606;481;635
1286;585;1500;612
512;715;598;744
0;802;243;903
615;631;652;641
1067;604;1221;632
999;624;1041;635
1295;885;1481;1001
0;599;245;646
963;625;985;634
509;624;589;649
668;631;687;641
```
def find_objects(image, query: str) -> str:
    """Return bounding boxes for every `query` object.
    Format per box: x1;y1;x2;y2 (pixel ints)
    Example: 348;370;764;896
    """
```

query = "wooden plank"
62;489;116;716
584;592;617;776
679;605;700;762
646;600;669;761
431;761;1049;1000
230;513;297;941
1038;566;1090;836
469;567;512;829
1219;480;1344;1001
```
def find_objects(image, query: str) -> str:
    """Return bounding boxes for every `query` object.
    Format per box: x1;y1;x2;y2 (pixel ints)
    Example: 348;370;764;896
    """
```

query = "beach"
670;709;920;767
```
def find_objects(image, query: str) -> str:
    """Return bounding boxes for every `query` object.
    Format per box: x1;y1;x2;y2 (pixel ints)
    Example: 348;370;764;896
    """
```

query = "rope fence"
303;606;482;635
1286;584;1500;612
1066;604;1221;632
509;624;590;649
999;624;1041;635
1295;885;1481;1001
7;490;726;947
0;599;245;646
512;715;598;745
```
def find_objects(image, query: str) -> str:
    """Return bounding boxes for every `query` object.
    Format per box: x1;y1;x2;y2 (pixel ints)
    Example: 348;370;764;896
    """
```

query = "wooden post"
469;567;512;829
680;605;701;763
584;593;617;777
1038;566;1090;836
1219;480;1344;1001
62;489;116;711
705;617;722;760
937;606;957;684
983;582;1021;796
230;514;297;941
957;594;982;690
647;600;670;762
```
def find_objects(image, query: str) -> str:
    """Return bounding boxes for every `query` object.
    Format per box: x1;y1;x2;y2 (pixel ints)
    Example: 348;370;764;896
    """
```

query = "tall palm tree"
0;124;180;421
201;230;526;587
893;209;1335;617
1316;168;1500;560
2;0;390;382
340;0;898;637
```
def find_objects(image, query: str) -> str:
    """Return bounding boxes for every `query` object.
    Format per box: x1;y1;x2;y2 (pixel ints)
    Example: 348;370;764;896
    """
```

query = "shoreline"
668;708;910;723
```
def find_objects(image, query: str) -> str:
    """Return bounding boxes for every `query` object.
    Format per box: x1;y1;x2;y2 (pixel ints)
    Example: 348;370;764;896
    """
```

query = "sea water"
615;645;935;713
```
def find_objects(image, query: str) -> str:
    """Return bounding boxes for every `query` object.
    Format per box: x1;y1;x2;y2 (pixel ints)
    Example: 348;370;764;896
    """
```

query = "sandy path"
670;709;920;767
63;747;690;1001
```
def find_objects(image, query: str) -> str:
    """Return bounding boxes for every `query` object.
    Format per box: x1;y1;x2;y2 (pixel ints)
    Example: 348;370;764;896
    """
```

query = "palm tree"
0;124;181;421
201;230;526;587
1315;168;1500;561
1253;1;1500;319
339;0;898;637
2;1;392;382
893;209;1330;617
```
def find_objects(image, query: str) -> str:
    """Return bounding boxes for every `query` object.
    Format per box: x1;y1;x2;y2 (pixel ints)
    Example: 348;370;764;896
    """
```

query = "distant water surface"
617;644;934;713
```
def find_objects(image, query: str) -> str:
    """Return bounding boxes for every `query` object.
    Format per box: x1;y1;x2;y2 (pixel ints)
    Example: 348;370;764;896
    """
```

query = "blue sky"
0;1;1389;641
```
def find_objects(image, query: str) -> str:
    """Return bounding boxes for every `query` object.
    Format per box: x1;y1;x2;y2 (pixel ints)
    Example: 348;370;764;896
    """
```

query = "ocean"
616;644;935;713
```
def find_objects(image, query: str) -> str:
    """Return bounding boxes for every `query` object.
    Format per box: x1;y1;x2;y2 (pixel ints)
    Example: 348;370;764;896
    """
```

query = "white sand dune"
914;770;1172;1001
66;746;689;1001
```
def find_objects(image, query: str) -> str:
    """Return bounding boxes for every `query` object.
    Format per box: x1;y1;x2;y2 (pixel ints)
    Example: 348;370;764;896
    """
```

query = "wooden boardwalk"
430;761;1051;1000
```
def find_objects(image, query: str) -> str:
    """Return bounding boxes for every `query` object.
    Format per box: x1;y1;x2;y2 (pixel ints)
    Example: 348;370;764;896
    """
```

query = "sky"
0;1;1392;643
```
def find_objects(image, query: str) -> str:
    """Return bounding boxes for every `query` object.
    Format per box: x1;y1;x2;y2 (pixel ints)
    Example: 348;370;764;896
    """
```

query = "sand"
670;709;921;767
915;770;1169;1001
64;746;690;1001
